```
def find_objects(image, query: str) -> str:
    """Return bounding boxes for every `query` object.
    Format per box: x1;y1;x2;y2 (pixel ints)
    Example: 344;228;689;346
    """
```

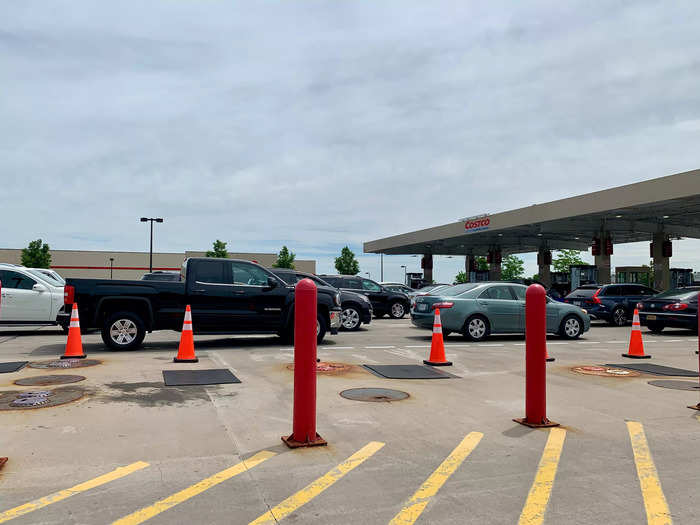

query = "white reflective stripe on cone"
69;320;80;328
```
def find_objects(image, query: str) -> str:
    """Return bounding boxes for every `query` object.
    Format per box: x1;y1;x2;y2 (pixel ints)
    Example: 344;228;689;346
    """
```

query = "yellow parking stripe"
518;428;566;525
249;441;385;525
389;432;483;525
0;461;149;523
112;451;275;525
626;421;672;525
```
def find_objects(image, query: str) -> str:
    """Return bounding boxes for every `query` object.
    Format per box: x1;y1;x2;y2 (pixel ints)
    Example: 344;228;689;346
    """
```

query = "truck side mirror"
266;276;278;289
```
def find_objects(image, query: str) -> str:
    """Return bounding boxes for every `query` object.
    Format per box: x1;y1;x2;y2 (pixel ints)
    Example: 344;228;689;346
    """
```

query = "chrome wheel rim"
613;309;626;326
342;308;360;329
316;320;320;336
565;318;580;337
110;319;137;345
391;303;405;317
468;318;486;339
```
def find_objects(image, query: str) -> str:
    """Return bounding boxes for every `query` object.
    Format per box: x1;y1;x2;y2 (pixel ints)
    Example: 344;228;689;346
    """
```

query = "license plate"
646;314;656;320
417;304;428;312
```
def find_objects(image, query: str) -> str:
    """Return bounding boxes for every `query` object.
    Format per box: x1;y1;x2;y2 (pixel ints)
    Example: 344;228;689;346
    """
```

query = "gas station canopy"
364;169;700;256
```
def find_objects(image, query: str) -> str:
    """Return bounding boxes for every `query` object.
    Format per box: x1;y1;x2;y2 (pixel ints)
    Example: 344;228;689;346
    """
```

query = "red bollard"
688;291;700;411
514;284;559;428
282;278;327;448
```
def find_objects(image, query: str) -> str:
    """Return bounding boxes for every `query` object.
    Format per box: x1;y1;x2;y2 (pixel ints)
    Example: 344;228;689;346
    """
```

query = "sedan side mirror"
32;283;47;293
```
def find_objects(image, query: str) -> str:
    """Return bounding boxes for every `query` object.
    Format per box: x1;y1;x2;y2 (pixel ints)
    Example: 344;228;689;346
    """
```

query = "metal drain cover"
0;388;84;410
571;366;640;377
648;380;700;391
29;359;101;369
287;362;353;374
14;375;86;386
340;388;409;402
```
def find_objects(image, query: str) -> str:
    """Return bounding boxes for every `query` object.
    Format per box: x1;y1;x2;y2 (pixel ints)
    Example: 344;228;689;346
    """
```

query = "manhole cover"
340;388;409;402
287;362;353;374
28;359;101;369
648;380;700;391
571;366;640;377
0;388;84;410
14;375;86;386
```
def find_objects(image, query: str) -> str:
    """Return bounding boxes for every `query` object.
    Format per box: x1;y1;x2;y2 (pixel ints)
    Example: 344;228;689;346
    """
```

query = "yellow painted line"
626;421;672;525
113;451;275;525
249;441;385;525
0;461;149;523
389;432;483;525
518;428;566;525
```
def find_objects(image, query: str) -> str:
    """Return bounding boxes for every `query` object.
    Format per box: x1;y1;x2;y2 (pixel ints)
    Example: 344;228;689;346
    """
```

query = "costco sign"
464;215;491;232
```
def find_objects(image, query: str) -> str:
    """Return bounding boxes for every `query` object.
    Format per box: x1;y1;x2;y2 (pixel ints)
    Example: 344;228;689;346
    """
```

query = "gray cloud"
2;0;700;281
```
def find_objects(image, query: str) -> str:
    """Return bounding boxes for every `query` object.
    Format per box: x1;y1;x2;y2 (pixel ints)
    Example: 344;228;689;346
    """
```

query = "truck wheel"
317;314;327;344
101;311;146;351
341;305;362;331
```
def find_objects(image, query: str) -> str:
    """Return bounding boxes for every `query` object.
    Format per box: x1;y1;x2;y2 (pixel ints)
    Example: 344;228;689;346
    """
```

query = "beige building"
0;248;315;280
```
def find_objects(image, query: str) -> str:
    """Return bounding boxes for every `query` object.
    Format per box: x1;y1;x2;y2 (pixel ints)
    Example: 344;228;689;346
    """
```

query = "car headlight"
360;294;371;303
581;308;588;314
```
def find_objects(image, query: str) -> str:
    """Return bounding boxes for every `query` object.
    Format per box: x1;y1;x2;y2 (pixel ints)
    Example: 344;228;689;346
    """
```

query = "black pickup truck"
58;257;342;350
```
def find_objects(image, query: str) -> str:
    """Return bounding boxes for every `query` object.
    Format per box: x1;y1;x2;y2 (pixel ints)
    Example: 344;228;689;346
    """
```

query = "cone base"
174;357;199;363
546;357;555;362
621;353;651;359
281;433;327;449
513;417;560;428
61;354;86;359
687;404;700;411
423;359;452;366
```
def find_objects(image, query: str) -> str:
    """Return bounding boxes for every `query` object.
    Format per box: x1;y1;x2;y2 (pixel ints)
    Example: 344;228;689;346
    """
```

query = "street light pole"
140;217;164;273
380;253;383;282
109;258;114;279
401;265;407;285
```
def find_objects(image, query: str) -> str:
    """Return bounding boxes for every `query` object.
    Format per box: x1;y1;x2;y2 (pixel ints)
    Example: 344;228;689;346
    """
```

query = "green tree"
501;255;525;280
552;249;585;273
272;246;296;269
475;256;489;270
206;240;229;258
334;246;360;275
21;239;51;268
454;271;468;284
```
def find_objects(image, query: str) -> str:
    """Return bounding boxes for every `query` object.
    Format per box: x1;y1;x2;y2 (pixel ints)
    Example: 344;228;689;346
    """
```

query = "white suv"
0;264;66;329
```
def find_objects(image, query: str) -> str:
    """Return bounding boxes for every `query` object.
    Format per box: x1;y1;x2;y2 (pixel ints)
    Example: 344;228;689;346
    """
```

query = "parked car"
637;286;699;333
563;283;658;326
60;258;342;350
0;263;66;330
380;282;414;295
27;268;66;286
318;275;410;319
141;271;181;282
411;282;590;341
270;269;372;331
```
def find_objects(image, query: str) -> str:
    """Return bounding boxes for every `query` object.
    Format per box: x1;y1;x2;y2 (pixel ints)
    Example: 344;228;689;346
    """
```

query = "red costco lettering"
464;217;490;230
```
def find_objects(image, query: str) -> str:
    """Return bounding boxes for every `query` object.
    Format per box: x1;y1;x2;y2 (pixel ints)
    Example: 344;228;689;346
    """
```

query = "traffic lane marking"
112;451;275;525
0;461;149;524
626;422;672;525
518;428;566;525
389;432;483;525
248;441;385;525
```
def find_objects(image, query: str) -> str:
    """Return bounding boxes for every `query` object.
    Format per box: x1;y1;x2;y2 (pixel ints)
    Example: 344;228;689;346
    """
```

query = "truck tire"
280;313;328;345
101;311;146;351
341;305;362;331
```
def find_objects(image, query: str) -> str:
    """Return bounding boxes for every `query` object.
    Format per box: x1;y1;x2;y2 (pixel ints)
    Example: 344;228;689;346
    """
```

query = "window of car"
192;261;227;284
638;287;657;295
361;279;382;292
320;276;340;287
439;283;478;296
0;270;37;290
510;285;527;300
344;277;362;289
479;286;515;300
602;285;621;296
273;272;297;285
231;262;270;286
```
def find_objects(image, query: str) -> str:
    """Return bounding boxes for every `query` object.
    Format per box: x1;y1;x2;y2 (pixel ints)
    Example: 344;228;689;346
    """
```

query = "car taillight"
590;289;602;304
636;302;644;309
663;302;689;311
432;302;454;309
64;285;75;305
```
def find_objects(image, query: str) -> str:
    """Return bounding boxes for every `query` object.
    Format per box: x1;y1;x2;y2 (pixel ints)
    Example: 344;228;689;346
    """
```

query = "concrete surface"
0;320;698;524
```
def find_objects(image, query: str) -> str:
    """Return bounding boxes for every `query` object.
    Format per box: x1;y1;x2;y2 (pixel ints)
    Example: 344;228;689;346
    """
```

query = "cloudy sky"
3;1;700;282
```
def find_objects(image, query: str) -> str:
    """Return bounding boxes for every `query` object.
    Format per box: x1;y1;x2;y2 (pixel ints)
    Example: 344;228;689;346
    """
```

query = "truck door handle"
192;289;206;293
232;290;245;295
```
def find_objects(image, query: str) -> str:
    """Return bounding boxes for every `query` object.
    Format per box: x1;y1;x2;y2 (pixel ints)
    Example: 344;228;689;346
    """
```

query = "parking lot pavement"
0;320;699;524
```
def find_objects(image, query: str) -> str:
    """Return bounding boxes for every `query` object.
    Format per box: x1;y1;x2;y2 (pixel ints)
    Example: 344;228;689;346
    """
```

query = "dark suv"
318;275;410;319
564;283;657;326
270;269;373;331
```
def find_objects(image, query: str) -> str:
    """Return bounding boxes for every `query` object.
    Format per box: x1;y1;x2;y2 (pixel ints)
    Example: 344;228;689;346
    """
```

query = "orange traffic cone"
545;344;555;362
622;309;650;359
423;308;452;366
61;303;86;359
174;305;198;363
